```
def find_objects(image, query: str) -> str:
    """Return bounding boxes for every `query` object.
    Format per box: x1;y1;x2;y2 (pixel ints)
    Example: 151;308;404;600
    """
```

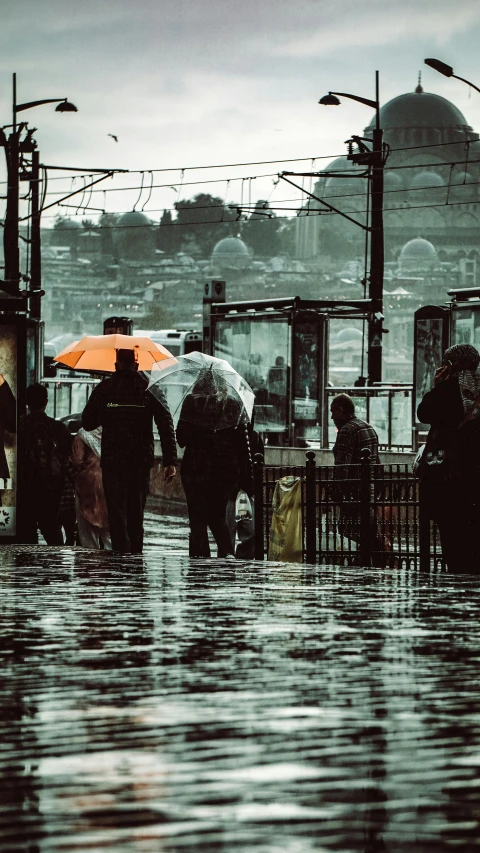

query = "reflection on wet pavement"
1;513;480;851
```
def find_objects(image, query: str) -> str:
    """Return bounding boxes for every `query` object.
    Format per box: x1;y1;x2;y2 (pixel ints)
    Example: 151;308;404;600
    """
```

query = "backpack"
27;418;64;487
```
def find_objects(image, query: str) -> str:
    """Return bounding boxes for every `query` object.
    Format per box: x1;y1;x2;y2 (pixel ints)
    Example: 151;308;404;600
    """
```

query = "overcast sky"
2;0;480;223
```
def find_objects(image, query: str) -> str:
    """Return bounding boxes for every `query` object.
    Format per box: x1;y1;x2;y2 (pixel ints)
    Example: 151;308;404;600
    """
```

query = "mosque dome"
366;90;470;131
211;236;252;268
323;156;365;197
384;171;403;190
337;327;363;342
118;211;151;228
399;237;438;274
411;171;444;189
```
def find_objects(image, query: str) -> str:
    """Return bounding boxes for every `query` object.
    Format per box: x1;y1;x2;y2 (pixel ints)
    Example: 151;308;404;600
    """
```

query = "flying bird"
108;134;118;142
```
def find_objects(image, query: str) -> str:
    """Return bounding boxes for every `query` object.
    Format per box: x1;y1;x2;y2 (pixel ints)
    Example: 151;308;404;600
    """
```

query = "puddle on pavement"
0;518;479;851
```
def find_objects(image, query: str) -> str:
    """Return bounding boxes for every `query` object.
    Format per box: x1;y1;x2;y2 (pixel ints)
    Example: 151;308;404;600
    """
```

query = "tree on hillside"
99;213;120;260
50;216;81;250
157;209;179;255
242;200;282;257
173;193;237;257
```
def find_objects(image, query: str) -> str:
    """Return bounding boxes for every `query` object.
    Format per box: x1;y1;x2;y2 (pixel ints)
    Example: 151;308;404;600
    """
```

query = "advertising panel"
0;322;17;536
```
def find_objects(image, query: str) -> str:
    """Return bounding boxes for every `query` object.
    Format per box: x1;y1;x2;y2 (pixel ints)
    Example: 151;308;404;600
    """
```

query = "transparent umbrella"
147;351;255;431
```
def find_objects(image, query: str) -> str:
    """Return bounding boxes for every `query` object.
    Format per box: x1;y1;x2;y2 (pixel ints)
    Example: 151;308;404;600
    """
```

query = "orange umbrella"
53;334;174;372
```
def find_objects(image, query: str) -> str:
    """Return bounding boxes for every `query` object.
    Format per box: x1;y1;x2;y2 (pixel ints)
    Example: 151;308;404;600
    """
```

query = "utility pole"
3;74;20;295
318;69;386;384
367;71;384;385
29;149;42;321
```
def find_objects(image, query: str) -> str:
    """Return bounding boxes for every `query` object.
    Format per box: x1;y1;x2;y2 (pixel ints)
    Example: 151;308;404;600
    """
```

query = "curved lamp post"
424;58;480;95
319;70;384;385
3;73;77;309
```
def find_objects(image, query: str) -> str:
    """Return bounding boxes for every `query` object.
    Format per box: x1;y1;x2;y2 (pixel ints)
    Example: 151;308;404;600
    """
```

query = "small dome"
384;171;403;190
410;171;444;189
323;156;365;197
212;236;251;268
118;211;151;227
337;327;363;342
399;238;438;274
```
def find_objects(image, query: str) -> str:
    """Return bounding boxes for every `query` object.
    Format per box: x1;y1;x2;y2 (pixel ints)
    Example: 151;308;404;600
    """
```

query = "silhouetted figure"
177;373;253;559
226;423;263;559
418;343;480;572
0;373;16;505
71;427;111;550
82;348;177;555
25;383;72;545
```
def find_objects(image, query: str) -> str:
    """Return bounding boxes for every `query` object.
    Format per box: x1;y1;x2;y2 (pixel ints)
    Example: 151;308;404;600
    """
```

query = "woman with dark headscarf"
417;343;480;571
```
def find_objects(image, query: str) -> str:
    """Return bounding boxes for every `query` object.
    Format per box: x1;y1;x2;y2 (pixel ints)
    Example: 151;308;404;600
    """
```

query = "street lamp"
319;70;385;385
2;73;78;308
424;58;480;95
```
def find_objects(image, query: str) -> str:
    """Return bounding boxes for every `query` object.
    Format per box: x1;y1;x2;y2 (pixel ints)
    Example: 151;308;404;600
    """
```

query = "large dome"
367;90;470;130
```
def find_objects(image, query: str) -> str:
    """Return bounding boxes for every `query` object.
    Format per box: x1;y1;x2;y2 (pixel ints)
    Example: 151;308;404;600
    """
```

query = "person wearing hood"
417;343;480;571
71;426;111;550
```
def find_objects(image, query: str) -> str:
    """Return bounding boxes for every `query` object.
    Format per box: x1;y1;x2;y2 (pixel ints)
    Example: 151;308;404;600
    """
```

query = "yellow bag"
268;476;303;562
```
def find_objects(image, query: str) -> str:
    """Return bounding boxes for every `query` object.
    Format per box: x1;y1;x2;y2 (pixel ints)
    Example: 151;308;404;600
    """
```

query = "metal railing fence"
254;450;443;569
324;385;413;450
42;378;99;420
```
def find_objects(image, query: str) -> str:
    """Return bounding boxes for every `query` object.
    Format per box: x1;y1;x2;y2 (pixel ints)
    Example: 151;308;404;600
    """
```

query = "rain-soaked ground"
1;510;480;852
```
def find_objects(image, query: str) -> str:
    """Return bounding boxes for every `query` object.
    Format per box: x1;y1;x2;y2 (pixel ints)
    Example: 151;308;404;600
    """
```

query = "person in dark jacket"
25;383;72;545
226;422;264;559
417;343;480;572
0;373;16;502
82;348;177;555
176;374;253;559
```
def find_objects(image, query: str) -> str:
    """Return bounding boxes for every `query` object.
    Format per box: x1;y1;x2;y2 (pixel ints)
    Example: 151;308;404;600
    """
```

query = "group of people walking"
23;339;480;571
26;348;257;558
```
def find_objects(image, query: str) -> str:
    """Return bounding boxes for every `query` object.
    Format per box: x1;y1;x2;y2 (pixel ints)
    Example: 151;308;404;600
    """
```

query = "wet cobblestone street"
1;511;480;851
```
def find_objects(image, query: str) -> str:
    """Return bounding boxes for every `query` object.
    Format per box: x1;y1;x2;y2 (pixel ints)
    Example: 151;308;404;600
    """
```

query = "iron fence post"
305;450;316;563
418;481;430;572
360;448;372;566
253;452;265;560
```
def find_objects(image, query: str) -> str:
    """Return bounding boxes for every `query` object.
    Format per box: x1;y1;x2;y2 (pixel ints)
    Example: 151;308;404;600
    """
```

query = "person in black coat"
417;343;480;572
177;375;253;559
82;348;177;555
25;383;72;545
0;373;16;494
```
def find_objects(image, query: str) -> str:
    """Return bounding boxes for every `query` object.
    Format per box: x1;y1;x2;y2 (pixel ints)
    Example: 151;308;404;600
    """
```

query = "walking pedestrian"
331;393;380;466
177;373;253;559
0;372;16;502
226;422;263;559
71;426;111;550
330;393;387;556
417;343;480;571
82;348;177;555
25;383;72;544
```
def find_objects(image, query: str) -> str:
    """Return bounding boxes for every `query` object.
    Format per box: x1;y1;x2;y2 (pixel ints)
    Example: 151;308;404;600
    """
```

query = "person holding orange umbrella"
81;347;177;556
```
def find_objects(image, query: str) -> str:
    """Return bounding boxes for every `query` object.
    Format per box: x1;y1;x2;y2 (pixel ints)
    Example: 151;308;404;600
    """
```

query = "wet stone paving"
1;510;480;852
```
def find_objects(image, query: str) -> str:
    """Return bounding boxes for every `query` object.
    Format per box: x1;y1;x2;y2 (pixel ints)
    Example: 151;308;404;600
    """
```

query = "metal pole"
30;150;42;320
305;450;317;563
4;75;20;294
253;452;265;560
367;70;384;385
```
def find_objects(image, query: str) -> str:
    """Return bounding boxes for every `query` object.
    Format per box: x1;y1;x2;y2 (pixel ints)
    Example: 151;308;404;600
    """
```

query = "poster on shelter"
415;318;443;425
0;325;17;535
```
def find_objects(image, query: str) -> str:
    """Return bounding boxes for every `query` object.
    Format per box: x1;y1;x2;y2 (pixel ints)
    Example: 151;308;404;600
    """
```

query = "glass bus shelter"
413;287;480;445
205;296;371;446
